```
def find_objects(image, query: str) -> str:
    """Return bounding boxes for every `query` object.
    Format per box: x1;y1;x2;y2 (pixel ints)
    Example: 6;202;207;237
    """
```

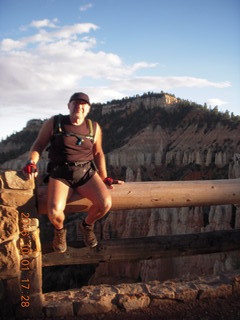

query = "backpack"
52;114;95;145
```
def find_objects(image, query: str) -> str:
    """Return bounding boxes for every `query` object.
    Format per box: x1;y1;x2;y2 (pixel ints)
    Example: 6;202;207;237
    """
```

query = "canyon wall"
88;157;240;285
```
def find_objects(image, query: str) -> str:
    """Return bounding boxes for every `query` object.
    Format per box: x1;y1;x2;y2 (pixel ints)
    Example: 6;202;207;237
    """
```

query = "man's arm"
92;123;124;188
23;117;53;179
92;123;108;180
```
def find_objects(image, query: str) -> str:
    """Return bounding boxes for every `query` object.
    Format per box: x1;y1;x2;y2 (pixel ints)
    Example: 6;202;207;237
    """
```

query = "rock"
204;205;232;232
233;274;240;293
197;283;232;299
0;205;19;243
115;282;147;295
125;167;135;182
1;277;21;304
0;189;35;209
102;94;178;115
73;295;116;315
146;280;176;299
174;284;199;301
4;170;34;190
44;301;73;317
72;285;118;315
117;293;150;311
41;270;240;317
16;293;44;319
228;153;240;178
0;239;20;279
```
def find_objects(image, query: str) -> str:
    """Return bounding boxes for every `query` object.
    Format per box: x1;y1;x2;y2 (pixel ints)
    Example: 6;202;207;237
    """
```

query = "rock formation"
102;93;178;115
0;171;43;318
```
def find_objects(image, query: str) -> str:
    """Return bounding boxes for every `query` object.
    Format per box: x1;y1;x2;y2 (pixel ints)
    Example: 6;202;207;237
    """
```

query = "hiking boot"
80;221;98;248
53;228;67;253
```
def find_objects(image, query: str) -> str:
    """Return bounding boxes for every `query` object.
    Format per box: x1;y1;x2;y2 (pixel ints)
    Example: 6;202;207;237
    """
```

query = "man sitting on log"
23;92;123;252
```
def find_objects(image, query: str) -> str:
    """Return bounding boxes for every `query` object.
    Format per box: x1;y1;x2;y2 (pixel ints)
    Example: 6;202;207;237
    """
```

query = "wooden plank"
42;229;240;267
37;179;240;214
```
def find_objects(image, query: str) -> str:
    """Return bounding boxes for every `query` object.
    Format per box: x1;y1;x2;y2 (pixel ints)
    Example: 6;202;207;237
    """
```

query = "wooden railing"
38;178;240;267
37;178;240;214
42;229;240;267
1;171;240;318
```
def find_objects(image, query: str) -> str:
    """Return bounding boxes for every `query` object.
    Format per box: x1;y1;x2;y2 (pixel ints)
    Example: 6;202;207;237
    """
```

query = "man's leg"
47;177;73;252
76;173;112;247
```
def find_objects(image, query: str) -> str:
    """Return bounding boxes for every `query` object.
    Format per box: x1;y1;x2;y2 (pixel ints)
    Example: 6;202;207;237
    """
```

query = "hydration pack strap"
53;114;64;134
53;114;95;142
87;118;94;138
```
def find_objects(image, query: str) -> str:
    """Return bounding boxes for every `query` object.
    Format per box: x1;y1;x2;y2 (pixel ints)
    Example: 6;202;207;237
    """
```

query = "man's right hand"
22;161;38;179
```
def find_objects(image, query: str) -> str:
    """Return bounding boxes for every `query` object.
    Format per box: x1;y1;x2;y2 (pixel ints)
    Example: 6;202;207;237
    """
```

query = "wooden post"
37;178;240;214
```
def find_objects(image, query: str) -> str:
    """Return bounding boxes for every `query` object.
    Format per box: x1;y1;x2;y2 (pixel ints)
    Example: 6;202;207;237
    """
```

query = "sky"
0;0;239;141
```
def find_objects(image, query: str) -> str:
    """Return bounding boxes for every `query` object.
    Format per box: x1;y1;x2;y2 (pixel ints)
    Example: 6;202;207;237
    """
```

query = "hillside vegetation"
0;92;239;166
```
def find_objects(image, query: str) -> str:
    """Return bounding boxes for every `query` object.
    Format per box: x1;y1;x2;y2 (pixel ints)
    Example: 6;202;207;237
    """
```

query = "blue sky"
0;0;239;140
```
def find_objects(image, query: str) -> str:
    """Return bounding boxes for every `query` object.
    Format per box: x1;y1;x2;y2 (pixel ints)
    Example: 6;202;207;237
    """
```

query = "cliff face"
102;93;178;115
89;203;240;285
107;124;238;167
89;150;240;284
0;119;43;167
1;92;240;286
106;108;240;170
93;95;240;284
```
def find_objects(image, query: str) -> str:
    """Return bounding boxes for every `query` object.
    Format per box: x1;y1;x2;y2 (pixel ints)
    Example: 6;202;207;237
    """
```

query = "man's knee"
99;195;112;214
48;203;65;222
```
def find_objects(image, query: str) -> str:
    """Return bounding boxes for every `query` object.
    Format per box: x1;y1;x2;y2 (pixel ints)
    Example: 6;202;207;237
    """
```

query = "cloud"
30;18;58;29
207;98;228;107
80;3;93;11
0;19;156;97
0;22;98;51
0;39;25;51
131;62;158;72
0;19;232;139
20;18;58;31
109;76;231;92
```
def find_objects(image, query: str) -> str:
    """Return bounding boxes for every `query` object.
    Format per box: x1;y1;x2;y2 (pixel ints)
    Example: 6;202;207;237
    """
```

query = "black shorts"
48;161;96;188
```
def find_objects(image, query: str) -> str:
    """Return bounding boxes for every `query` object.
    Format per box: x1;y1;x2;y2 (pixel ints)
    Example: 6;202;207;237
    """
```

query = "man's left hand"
103;177;124;189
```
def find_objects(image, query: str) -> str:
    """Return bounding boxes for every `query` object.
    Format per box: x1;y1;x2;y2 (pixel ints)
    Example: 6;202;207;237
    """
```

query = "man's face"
68;100;90;118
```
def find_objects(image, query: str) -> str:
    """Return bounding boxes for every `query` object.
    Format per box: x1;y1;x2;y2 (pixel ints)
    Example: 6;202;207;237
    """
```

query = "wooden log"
42;229;240;267
37;178;240;214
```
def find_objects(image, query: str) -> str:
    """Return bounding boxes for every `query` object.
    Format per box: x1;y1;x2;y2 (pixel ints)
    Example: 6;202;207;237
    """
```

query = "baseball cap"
69;92;90;105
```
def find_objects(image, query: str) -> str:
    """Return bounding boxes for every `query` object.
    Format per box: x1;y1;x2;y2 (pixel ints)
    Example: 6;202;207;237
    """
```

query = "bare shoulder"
94;122;102;142
40;117;54;132
35;117;54;142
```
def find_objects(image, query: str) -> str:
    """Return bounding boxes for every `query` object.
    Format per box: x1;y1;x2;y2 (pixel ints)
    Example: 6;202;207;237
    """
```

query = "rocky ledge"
42;270;240;317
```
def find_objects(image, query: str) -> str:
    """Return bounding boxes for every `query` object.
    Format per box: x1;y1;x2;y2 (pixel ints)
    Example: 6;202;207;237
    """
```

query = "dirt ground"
64;293;240;320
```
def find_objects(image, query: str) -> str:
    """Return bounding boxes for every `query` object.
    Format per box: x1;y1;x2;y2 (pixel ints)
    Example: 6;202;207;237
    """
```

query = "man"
23;92;123;252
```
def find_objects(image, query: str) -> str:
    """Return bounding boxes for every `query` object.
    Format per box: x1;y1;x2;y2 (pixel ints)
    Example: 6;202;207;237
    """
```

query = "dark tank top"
49;115;97;163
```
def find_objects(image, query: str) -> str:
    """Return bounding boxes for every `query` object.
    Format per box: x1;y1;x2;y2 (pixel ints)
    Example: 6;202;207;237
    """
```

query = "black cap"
69;92;90;105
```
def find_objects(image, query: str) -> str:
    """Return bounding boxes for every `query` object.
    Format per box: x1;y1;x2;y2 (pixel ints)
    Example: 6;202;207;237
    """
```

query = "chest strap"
53;114;95;143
